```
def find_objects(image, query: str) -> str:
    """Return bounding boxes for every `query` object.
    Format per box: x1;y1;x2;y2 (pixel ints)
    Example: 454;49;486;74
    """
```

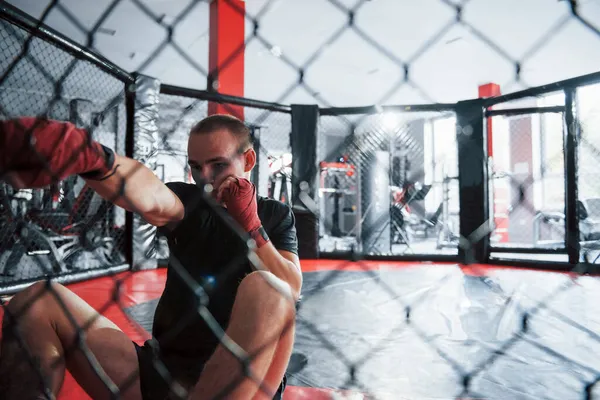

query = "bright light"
381;112;402;132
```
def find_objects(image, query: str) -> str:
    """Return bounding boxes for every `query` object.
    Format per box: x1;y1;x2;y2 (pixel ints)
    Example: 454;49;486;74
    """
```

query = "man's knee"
6;280;62;322
237;271;295;319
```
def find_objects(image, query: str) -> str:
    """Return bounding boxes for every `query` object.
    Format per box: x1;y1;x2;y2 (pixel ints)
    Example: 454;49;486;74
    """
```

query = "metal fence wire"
0;0;599;400
0;14;129;293
154;90;292;262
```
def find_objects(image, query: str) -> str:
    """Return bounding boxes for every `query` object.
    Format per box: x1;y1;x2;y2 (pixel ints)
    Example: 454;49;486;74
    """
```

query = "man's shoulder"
258;197;298;253
164;181;210;225
165;181;206;207
257;197;295;228
258;196;292;215
165;181;200;197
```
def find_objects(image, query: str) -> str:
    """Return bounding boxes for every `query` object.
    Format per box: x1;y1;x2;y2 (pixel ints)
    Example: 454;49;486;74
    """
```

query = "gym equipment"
267;154;292;204
361;151;390;255
391;184;442;243
436;175;460;250
0;184;67;276
533;197;600;246
532;211;565;247
318;159;361;253
391;153;410;188
293;206;319;259
579;198;600;241
0;181;125;278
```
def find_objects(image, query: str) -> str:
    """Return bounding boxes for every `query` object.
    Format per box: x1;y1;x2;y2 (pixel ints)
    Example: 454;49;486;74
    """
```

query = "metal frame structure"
1;2;600;292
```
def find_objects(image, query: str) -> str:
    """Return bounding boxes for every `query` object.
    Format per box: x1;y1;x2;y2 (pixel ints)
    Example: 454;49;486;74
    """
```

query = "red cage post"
208;0;245;119
479;83;509;244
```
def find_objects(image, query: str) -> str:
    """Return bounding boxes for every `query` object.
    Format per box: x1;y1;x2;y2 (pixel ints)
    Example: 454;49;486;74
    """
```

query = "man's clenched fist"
215;176;269;248
0;117;115;188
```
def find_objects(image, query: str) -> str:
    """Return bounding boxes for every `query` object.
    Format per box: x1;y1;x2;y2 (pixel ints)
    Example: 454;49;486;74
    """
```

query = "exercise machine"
533;197;600;257
390;183;442;243
318;158;361;253
267;154;292;204
0;179;126;278
436;174;460;250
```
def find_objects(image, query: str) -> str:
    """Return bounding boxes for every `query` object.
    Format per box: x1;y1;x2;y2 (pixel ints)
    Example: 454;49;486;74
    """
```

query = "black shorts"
134;341;287;400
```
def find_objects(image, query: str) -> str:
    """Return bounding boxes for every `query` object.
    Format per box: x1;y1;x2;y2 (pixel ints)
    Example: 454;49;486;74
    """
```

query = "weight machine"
0;181;125;277
267;154;292;204
0;98;126;279
532;198;600;263
318;159;361;253
436;174;460;249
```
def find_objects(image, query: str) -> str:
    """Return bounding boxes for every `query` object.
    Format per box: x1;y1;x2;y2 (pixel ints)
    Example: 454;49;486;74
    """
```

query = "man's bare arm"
83;154;184;227
253;244;302;301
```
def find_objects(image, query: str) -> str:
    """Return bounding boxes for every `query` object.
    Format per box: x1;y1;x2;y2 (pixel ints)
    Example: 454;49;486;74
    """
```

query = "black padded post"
290;104;319;206
456;99;490;264
564;88;580;264
290;105;320;258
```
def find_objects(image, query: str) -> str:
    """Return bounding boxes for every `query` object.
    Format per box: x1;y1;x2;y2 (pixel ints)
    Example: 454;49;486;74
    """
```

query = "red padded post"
479;83;508;243
208;0;245;119
478;83;501;156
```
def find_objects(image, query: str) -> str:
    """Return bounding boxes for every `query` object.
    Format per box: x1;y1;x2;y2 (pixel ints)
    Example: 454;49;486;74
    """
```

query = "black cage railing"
483;72;600;272
1;2;600;400
1;2;599;286
0;2;132;294
154;84;293;264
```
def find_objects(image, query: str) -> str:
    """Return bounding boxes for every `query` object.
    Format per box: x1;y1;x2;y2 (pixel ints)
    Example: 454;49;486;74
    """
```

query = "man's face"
187;129;253;191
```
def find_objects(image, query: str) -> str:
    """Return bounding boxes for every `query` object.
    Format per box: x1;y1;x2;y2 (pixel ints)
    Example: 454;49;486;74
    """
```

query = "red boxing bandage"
221;178;270;248
0;118;115;188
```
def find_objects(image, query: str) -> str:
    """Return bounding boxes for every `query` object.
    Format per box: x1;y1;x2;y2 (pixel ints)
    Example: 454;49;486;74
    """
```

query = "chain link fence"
0;0;600;400
489;109;567;250
577;83;600;264
485;87;600;265
316;110;460;257
154;88;292;263
0;11;129;294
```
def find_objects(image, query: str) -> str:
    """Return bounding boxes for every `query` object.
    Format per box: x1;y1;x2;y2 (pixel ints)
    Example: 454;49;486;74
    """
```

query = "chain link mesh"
317;111;461;256
0;15;128;291
577;84;600;264
0;0;600;399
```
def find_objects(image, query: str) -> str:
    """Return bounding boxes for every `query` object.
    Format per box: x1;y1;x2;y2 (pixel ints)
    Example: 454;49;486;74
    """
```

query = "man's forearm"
83;154;184;226
253;243;302;301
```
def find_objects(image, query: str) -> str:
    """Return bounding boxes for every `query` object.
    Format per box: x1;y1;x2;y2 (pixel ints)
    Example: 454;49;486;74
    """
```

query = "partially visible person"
0;114;302;400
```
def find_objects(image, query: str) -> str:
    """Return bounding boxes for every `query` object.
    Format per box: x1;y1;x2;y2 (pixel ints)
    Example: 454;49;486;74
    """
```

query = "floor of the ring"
4;260;600;400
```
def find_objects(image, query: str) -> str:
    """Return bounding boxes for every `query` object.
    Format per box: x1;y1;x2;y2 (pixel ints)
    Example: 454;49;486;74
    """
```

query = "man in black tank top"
0;115;302;400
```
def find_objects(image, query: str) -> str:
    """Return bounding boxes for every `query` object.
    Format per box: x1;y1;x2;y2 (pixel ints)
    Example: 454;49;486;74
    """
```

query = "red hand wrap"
222;178;269;248
0;117;114;188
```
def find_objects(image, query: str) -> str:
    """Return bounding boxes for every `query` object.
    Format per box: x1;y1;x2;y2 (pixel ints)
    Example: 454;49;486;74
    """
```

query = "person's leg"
190;270;296;400
0;280;141;400
251;314;295;400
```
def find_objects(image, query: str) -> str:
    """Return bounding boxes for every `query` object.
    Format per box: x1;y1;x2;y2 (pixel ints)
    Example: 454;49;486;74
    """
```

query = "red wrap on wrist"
0;117;115;188
249;226;270;249
221;177;269;248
